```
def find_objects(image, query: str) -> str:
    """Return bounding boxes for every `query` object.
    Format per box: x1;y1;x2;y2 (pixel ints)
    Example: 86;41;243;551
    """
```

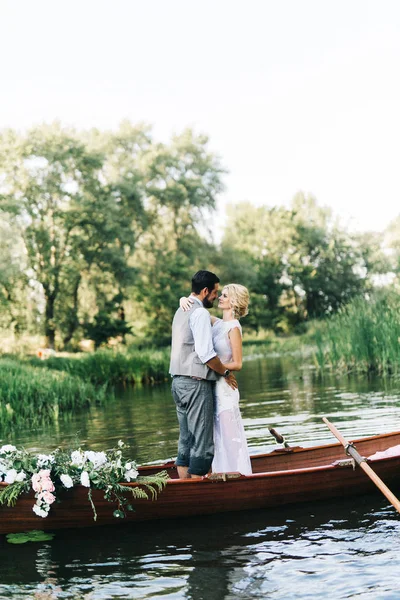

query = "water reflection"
3;355;400;598
8;356;400;464
1;495;399;599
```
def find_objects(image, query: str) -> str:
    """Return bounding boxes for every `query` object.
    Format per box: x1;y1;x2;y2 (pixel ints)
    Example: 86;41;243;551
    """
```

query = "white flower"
32;504;48;518
80;471;90;487
125;468;138;482
70;450;85;467
0;445;16;454
16;471;26;482
60;474;74;488
5;469;18;483
84;451;107;469
117;440;125;448
37;454;55;468
125;462;132;470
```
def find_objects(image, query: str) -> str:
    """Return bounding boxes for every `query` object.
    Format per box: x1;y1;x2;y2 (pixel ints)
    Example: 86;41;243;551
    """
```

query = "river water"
2;356;400;599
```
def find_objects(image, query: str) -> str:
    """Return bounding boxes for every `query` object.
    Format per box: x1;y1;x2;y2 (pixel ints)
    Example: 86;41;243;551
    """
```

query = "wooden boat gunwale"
138;429;400;468
1;429;400;534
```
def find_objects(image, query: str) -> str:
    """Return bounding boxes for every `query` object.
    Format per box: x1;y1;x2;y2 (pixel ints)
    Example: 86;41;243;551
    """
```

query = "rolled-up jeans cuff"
175;454;189;467
188;457;212;476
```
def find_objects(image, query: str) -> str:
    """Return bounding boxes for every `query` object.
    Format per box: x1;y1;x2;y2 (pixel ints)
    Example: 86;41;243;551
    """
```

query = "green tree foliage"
0;121;391;349
134;130;225;345
220;193;386;333
0;217;31;333
0;123;144;348
83;294;132;349
143;129;224;244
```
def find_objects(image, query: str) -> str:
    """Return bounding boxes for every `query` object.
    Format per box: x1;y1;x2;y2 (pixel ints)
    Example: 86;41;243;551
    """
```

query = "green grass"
0;358;110;434
312;290;400;375
23;347;171;387
0;347;171;435
242;326;316;360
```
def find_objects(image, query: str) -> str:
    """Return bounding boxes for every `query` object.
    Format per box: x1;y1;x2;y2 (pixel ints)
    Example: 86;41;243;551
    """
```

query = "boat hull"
1;431;400;534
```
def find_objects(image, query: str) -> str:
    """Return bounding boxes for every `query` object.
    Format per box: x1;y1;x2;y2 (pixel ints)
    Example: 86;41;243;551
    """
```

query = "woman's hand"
225;372;238;390
180;296;194;311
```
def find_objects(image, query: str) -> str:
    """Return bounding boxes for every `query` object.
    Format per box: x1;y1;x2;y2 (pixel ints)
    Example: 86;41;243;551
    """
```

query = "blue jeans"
172;376;215;476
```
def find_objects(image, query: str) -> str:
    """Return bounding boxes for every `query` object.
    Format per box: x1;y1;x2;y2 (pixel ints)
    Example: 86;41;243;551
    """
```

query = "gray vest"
169;302;217;380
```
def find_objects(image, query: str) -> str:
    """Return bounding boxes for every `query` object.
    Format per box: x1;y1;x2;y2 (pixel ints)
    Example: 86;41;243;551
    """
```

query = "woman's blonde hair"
224;284;250;319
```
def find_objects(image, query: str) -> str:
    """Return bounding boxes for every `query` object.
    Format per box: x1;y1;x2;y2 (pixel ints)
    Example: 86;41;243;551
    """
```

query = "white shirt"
189;297;217;364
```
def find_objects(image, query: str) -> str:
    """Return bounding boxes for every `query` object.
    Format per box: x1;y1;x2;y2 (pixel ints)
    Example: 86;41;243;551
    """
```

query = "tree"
0;217;30;333
0;123;145;348
83;293;132;349
142;129;225;245
220;202;291;331
220;193;382;333
134;129;226;344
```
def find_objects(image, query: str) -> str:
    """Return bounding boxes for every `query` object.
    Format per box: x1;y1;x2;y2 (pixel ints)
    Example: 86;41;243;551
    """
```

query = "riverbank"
0;331;310;395
2;291;399;439
243;334;312;359
8;337;309;389
0;337;308;434
26;348;171;386
312;291;400;376
0;348;172;433
0;358;110;435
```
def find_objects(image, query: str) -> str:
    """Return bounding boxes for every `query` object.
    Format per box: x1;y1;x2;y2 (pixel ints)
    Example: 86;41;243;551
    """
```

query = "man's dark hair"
191;270;220;294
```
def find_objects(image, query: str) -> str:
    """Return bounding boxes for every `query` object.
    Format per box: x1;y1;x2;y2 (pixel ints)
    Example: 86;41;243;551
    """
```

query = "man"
170;270;238;479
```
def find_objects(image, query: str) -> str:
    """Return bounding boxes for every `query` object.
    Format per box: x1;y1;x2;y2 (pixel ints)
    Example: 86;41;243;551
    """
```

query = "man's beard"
202;295;214;309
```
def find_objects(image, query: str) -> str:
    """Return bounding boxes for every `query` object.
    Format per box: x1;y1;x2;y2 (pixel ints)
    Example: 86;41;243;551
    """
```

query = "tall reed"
26;348;171;387
0;358;110;434
313;291;400;374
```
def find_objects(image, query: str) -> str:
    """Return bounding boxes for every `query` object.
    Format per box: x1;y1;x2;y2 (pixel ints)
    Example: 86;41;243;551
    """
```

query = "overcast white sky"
1;0;400;237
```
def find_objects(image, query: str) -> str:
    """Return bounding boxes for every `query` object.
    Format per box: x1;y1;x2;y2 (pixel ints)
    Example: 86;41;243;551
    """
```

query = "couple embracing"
169;270;252;479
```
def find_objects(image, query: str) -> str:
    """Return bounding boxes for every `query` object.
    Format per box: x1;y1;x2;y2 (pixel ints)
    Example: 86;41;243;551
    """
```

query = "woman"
180;284;252;475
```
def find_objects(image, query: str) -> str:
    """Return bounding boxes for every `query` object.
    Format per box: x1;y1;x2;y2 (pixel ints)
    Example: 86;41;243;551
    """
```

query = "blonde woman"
180;284;252;475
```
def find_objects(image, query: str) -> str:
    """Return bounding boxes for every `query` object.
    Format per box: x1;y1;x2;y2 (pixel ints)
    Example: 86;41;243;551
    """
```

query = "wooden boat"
1;430;400;534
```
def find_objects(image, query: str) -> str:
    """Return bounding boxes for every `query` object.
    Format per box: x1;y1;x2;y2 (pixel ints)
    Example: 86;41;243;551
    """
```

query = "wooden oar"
322;417;400;514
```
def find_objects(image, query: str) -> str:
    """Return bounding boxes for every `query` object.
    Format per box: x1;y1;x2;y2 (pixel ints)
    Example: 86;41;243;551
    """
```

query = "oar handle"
269;428;285;444
269;428;290;448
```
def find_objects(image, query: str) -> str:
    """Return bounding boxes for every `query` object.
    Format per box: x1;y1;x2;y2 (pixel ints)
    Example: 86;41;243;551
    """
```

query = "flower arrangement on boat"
0;442;168;520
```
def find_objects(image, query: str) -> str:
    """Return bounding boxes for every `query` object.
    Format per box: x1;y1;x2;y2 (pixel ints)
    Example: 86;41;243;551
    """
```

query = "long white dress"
211;318;252;475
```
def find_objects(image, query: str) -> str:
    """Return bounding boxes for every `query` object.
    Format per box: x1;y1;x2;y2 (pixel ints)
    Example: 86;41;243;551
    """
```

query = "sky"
1;0;400;239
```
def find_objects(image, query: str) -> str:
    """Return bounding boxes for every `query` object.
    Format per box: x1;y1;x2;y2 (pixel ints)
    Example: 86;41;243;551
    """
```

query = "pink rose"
31;470;55;493
31;473;42;492
38;491;56;505
41;476;55;492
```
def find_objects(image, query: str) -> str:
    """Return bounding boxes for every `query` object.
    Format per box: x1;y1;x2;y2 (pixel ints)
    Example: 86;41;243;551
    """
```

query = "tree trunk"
44;293;56;349
117;304;126;344
63;277;81;347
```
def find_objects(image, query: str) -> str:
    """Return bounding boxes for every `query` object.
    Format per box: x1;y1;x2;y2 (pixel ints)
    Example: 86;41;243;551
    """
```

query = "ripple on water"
3;356;400;599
